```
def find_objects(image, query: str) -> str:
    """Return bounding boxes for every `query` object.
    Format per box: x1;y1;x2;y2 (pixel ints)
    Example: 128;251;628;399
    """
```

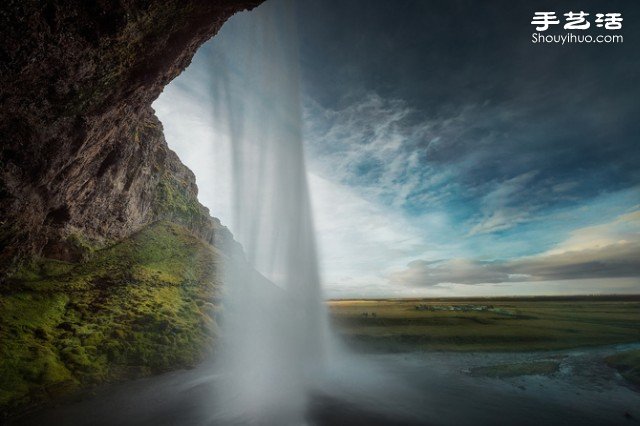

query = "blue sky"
154;0;640;298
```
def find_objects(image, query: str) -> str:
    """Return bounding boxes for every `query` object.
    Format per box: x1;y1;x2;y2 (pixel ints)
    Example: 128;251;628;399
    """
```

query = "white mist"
209;0;329;423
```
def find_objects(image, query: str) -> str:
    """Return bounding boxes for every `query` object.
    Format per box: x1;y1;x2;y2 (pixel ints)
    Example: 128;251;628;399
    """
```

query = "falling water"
209;0;329;423
203;2;431;424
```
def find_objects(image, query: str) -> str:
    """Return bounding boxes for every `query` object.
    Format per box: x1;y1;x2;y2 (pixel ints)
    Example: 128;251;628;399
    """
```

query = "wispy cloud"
302;93;515;213
303;91;600;237
468;171;540;235
304;93;430;210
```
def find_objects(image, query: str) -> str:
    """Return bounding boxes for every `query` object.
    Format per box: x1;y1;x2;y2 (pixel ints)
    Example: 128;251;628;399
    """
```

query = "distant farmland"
328;296;640;352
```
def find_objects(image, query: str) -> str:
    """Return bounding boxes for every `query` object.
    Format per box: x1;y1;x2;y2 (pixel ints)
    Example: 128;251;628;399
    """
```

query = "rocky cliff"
0;0;259;274
0;0;263;415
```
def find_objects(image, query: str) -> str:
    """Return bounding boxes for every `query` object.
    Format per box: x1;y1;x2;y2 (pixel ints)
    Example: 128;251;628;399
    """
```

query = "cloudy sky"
154;0;640;298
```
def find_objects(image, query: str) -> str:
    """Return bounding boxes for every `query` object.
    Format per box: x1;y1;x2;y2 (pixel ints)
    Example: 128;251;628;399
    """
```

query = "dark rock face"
0;0;259;272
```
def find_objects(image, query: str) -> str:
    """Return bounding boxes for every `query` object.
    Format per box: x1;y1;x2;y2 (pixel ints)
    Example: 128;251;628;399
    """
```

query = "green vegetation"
606;349;640;387
155;171;209;227
470;360;560;378
329;299;640;352
0;221;223;415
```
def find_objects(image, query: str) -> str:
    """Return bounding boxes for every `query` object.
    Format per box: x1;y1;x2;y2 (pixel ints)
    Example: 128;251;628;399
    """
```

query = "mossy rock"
0;221;224;415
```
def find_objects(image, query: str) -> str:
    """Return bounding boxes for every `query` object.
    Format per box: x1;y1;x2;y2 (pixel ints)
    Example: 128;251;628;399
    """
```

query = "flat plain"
328;296;640;352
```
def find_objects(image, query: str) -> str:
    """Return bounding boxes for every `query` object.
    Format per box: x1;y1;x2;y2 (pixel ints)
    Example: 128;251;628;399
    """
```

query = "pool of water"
10;344;640;426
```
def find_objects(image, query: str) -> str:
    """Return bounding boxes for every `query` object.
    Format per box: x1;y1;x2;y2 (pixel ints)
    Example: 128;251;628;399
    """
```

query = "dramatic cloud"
390;211;640;287
390;259;511;286
304;93;433;209
155;0;640;297
300;0;640;230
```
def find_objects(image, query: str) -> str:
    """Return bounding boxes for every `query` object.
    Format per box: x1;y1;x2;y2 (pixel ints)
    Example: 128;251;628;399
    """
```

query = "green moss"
154;172;209;229
0;221;223;415
8;263;41;281
10;258;76;282
606;350;640;386
0;292;75;407
65;232;101;259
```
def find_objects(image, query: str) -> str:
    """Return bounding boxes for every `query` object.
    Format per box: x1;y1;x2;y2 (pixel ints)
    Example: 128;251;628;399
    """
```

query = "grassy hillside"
0;221;224;415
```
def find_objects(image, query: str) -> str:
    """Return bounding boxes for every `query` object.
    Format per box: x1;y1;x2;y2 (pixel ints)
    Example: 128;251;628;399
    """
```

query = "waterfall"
210;0;329;423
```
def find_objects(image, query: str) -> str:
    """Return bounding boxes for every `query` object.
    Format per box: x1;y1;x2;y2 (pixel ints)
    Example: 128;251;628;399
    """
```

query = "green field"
328;297;640;352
